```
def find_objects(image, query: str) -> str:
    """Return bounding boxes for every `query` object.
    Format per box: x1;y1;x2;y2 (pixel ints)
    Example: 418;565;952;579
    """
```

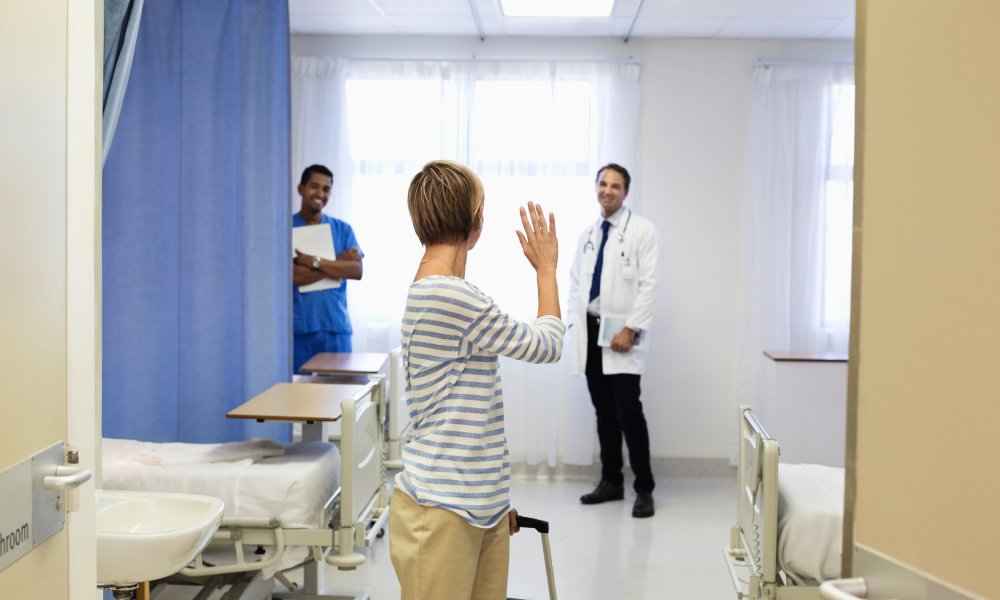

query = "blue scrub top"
292;213;361;335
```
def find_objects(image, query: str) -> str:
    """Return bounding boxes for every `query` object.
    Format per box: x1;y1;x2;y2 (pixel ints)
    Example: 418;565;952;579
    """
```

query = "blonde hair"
407;160;485;245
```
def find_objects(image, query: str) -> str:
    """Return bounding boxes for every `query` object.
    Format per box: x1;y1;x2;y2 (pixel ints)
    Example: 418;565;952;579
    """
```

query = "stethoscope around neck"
584;208;632;252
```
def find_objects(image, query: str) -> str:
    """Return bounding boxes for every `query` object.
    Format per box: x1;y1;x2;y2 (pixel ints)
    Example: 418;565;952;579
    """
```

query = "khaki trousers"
389;488;510;600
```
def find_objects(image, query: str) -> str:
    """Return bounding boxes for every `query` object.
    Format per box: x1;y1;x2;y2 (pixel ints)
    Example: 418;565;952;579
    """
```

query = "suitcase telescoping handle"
513;515;557;600
515;515;549;534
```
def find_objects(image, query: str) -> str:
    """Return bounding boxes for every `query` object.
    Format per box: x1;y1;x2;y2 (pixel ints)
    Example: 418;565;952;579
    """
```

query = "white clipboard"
597;314;642;348
293;224;341;293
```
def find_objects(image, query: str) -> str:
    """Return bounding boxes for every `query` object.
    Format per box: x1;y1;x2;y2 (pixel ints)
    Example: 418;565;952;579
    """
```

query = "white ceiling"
289;0;856;40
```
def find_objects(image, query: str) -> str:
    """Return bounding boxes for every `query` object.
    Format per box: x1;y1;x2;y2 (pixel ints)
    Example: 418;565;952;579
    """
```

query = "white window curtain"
735;63;855;429
291;56;641;467
102;0;145;165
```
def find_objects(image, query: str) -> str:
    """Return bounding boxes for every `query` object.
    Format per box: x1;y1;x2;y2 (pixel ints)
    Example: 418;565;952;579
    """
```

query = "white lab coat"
567;208;659;375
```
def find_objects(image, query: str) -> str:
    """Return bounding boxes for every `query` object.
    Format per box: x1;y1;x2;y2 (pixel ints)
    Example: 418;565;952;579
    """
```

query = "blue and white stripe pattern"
395;275;565;528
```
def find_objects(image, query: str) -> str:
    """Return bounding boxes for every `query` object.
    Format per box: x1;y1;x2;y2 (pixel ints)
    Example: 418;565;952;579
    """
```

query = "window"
342;71;616;325
821;83;855;335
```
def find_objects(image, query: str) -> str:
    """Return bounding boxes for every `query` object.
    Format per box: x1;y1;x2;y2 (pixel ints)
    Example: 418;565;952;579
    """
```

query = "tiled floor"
301;474;740;600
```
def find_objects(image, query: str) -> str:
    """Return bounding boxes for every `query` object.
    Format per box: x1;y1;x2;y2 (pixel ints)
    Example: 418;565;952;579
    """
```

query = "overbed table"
300;351;388;381
226;382;366;442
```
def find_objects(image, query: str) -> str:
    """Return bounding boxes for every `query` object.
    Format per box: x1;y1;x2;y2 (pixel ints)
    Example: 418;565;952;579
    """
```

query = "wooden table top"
226;382;367;423
300;352;389;375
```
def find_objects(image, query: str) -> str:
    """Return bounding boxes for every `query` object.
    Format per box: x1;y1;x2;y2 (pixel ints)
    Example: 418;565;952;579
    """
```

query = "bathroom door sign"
0;459;33;573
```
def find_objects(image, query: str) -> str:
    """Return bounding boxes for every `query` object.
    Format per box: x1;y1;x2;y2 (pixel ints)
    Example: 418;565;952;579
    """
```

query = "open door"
827;2;1000;599
0;2;101;599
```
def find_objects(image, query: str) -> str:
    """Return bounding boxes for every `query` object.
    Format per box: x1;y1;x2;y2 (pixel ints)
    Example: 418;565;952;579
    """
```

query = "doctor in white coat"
567;163;659;518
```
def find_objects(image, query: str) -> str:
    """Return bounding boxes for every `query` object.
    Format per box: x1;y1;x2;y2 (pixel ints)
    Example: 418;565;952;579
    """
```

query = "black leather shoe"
580;481;625;504
632;492;655;518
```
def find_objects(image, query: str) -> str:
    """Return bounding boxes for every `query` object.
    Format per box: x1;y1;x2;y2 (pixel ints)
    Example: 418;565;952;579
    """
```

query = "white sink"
96;490;224;586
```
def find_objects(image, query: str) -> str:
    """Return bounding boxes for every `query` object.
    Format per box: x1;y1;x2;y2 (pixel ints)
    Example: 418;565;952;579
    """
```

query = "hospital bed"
723;406;845;600
101;379;390;599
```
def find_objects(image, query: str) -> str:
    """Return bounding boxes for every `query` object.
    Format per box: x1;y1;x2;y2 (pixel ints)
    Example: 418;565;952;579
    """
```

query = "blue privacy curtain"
103;0;291;442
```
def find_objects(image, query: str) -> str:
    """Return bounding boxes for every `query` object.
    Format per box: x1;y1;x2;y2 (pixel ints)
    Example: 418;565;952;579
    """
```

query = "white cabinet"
763;351;847;467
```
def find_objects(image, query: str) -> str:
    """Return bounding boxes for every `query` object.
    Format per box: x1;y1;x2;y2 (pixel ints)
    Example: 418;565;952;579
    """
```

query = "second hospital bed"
101;378;390;599
723;405;845;600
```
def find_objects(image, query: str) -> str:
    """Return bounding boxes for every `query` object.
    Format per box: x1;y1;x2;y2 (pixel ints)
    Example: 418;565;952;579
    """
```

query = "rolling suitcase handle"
514;515;557;600
515;515;549;534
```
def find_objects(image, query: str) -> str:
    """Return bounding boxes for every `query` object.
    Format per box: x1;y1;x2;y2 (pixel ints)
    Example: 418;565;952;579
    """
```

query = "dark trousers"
585;315;655;493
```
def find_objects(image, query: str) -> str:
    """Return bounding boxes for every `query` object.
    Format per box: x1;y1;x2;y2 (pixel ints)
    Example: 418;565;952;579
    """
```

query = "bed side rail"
327;378;390;570
384;345;411;470
725;405;782;599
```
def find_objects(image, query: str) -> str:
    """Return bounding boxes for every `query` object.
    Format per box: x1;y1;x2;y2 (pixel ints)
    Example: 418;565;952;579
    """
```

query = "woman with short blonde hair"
406;159;485;245
390;160;564;600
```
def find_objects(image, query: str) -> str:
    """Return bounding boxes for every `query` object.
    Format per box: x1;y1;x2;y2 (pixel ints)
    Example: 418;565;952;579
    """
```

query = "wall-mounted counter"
763;351;847;467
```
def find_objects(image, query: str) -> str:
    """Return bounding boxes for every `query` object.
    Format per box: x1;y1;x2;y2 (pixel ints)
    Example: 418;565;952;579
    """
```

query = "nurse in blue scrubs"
291;164;363;374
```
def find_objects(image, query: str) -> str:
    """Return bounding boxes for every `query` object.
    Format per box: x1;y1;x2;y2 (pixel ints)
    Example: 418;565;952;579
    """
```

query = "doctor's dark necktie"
589;220;611;302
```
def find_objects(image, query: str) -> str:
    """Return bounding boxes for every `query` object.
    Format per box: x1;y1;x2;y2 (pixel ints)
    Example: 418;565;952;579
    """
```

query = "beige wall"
0;1;71;597
852;1;1000;596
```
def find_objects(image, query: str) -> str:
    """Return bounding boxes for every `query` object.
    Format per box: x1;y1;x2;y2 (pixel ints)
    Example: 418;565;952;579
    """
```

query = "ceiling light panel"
500;0;616;18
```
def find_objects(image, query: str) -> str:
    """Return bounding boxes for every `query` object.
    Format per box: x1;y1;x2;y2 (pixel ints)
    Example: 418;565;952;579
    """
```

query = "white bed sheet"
102;438;340;529
777;463;844;585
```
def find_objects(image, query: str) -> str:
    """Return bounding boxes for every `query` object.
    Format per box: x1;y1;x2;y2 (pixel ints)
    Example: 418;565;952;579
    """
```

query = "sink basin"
96;490;224;586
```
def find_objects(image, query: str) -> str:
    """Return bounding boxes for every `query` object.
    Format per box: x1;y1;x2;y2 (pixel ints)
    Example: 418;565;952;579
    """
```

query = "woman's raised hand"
516;202;558;273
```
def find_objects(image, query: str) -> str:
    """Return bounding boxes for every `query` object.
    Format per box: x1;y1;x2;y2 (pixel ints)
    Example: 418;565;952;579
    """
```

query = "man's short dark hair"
596;163;630;192
300;164;334;186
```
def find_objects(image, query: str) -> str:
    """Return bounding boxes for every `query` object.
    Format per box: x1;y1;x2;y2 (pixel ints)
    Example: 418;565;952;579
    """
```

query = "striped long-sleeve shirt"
395;275;565;528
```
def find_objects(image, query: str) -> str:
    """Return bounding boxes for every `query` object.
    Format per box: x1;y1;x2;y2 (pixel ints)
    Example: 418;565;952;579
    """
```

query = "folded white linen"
108;437;286;466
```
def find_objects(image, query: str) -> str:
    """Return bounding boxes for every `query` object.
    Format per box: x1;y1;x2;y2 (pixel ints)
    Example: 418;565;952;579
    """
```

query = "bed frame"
169;378;391;600
723;405;820;600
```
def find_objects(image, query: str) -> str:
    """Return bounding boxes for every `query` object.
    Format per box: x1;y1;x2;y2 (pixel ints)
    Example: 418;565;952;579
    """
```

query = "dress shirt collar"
601;207;627;230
